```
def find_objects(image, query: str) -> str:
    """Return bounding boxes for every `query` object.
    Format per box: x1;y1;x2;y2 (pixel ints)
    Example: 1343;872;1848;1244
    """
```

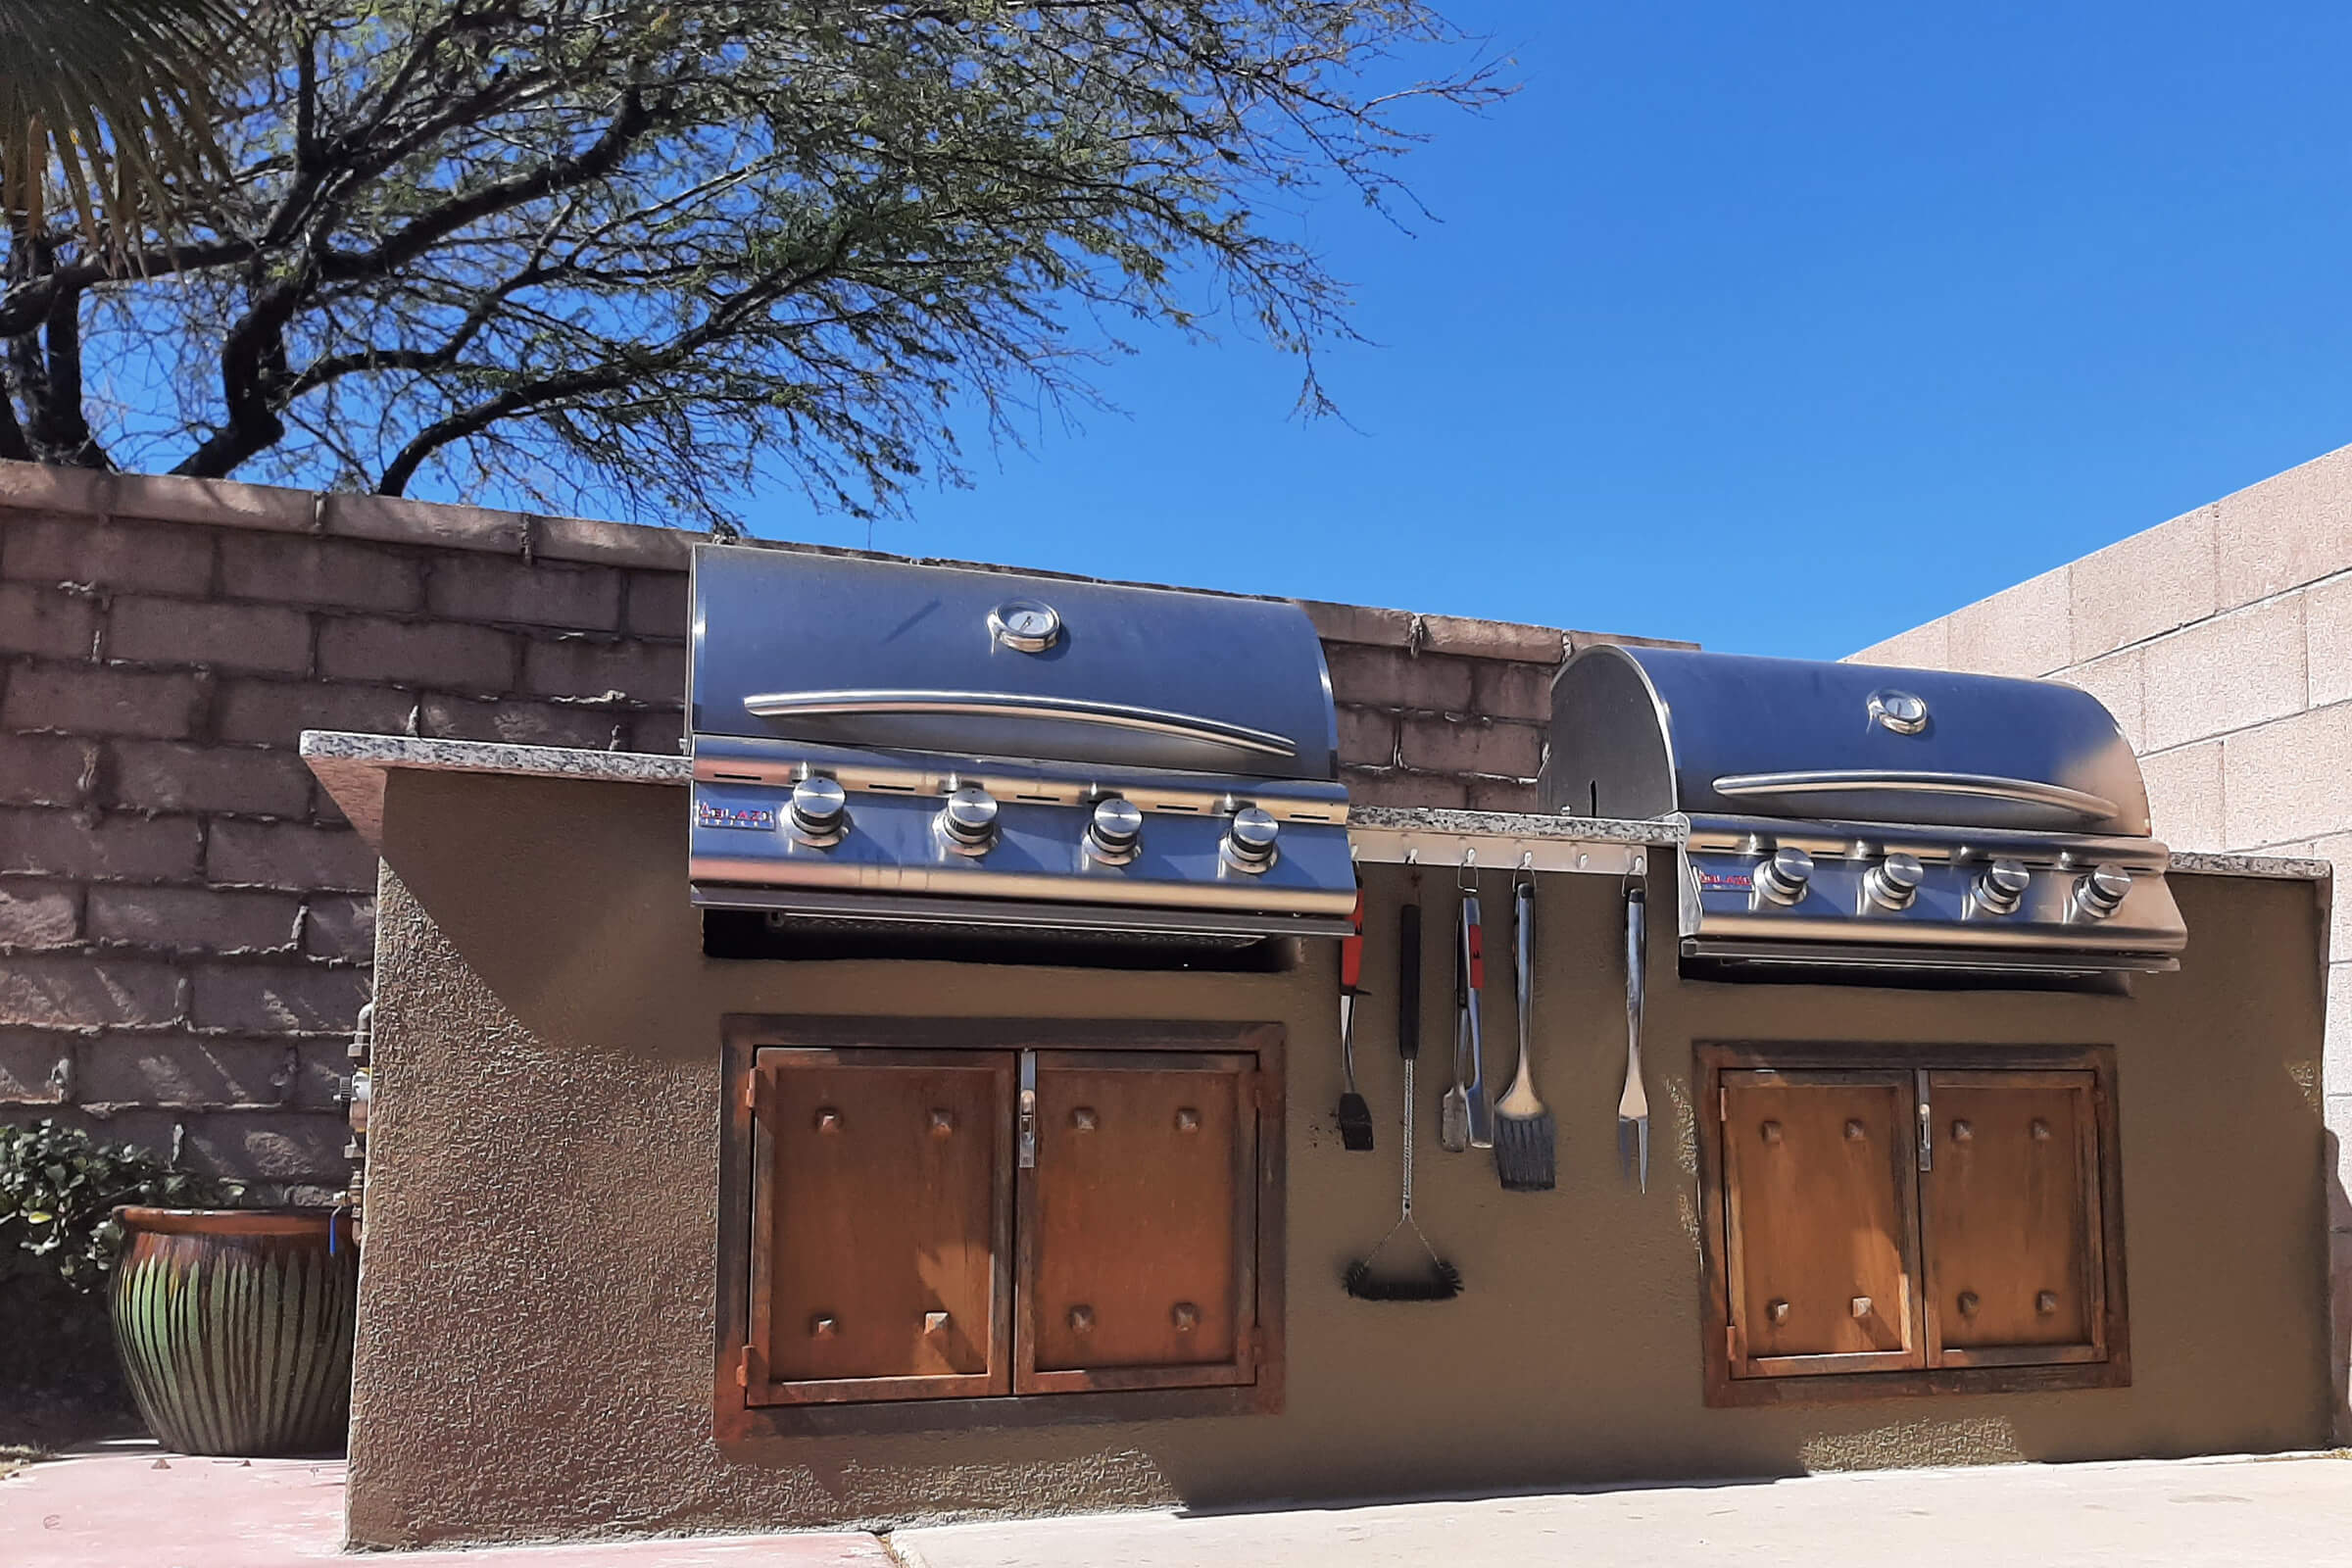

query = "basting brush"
1493;875;1556;1191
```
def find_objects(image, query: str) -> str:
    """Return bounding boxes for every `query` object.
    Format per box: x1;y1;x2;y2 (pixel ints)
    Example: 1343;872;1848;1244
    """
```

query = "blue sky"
736;3;2352;661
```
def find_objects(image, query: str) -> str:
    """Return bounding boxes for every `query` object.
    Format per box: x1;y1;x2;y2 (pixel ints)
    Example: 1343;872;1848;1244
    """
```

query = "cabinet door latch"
1017;1050;1038;1168
1915;1068;1933;1172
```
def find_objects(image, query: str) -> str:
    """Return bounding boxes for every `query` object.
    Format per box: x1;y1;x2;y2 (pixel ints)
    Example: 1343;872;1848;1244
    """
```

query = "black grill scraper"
1343;891;1463;1301
1336;883;1374;1152
1493;873;1555;1191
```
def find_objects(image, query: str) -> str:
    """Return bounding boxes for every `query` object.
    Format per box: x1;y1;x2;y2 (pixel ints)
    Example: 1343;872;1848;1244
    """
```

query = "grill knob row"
1740;852;2131;922
787;783;1272;869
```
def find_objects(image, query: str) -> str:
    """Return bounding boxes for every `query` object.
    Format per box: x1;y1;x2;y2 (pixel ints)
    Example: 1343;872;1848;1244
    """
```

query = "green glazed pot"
109;1206;358;1457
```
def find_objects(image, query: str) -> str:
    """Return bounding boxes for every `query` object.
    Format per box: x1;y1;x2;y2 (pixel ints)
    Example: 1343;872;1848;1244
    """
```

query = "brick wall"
0;462;1677;1190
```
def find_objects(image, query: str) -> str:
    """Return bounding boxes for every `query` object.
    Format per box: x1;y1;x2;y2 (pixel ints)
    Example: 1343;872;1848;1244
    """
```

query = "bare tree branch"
17;0;1508;531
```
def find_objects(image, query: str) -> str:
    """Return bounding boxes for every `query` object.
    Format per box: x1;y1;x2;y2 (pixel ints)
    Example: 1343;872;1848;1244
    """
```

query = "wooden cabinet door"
1721;1070;1924;1377
1921;1070;2106;1367
1017;1050;1257;1394
747;1049;1013;1403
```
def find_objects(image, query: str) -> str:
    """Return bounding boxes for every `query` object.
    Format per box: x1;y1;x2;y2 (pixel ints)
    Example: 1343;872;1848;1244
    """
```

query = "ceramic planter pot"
109;1207;358;1456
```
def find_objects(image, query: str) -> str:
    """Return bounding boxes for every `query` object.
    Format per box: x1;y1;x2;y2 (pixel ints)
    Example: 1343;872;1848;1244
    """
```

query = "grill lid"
1541;645;2183;982
1540;645;2149;836
687;544;1352;940
692;546;1338;781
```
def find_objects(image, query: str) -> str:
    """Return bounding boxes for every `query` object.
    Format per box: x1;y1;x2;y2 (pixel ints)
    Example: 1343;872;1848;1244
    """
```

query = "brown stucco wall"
347;767;2335;1549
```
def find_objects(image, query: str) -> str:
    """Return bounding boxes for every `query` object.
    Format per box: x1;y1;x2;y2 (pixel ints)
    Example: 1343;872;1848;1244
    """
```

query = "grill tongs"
1440;861;1492;1153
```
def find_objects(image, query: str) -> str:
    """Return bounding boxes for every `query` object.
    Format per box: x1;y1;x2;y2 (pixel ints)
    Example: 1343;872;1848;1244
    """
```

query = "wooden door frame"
715;1015;1285;1444
1695;1042;2130;1409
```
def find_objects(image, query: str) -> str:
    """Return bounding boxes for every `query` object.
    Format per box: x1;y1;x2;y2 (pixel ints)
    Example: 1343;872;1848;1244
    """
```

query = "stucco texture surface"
346;771;2335;1549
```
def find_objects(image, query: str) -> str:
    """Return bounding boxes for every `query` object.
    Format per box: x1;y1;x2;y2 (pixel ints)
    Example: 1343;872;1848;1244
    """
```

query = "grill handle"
741;688;1298;760
1708;769;2120;825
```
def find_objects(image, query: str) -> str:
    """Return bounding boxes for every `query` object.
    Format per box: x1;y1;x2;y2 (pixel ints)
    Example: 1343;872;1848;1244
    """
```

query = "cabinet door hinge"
1725;1323;1740;1364
737;1345;763;1390
743;1074;760;1115
1718;1087;1728;1124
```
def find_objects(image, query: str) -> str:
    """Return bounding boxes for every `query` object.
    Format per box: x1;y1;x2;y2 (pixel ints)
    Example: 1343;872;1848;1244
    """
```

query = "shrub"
0;1120;235;1411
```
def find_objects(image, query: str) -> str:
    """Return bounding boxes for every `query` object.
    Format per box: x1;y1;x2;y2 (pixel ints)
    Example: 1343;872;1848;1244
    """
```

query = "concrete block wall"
0;461;1672;1190
1850;438;2352;1425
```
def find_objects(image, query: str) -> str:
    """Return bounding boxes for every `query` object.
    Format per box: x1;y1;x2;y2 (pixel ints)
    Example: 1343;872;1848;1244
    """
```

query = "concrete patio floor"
5;1445;2350;1565
0;1441;888;1567
895;1453;2352;1568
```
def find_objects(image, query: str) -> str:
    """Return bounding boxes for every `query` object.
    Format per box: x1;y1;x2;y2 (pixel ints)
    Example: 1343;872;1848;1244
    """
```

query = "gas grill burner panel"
1542;645;2186;982
687;544;1353;940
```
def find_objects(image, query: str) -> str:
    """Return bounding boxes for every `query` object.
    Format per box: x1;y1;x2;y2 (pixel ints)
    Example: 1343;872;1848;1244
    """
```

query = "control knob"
1752;846;1813;906
787;776;848;846
1084;797;1144;864
2073;863;2132;921
1863;852;1925;911
1973;858;2032;916
1220;806;1281;874
937;785;1000;855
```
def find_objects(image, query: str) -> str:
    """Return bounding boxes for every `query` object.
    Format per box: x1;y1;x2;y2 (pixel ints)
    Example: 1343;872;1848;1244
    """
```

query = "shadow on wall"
2330;1126;2352;1444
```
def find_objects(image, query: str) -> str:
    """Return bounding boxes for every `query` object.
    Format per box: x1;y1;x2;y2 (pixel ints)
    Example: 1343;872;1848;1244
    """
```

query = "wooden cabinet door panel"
748;1049;1012;1403
1922;1070;2104;1367
1018;1051;1256;1394
1721;1070;1923;1377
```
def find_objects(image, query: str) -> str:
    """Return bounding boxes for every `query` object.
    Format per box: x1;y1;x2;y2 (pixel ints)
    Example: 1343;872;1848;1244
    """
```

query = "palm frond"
0;0;250;252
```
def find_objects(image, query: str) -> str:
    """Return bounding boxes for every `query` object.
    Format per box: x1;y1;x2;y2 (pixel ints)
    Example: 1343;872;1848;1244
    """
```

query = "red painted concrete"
0;1444;892;1566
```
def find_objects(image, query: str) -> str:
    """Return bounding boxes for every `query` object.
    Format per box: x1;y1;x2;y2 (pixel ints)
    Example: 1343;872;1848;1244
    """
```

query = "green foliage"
0;1;1506;532
0;0;246;247
0;1118;231;1296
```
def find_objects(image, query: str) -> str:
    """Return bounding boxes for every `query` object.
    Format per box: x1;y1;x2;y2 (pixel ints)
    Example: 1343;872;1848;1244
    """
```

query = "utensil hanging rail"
1346;808;1681;878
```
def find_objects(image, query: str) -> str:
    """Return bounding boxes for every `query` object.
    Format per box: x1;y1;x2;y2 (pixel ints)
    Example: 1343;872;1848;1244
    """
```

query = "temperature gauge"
988;599;1061;653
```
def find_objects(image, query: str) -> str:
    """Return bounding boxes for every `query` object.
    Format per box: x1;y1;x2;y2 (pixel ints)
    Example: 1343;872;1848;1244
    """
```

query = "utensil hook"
1457;848;1478;891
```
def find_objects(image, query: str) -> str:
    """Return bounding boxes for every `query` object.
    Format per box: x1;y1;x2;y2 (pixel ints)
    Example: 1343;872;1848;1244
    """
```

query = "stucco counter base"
322;745;2336;1550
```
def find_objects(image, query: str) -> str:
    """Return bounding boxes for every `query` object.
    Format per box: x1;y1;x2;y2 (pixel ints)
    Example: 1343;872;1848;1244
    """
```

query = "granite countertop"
2166;850;2332;881
297;732;1686;857
302;731;691;843
297;732;2333;883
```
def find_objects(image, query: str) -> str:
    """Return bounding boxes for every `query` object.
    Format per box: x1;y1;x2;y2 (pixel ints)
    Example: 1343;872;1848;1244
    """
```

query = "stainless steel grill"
688;544;1354;938
1541;646;2187;979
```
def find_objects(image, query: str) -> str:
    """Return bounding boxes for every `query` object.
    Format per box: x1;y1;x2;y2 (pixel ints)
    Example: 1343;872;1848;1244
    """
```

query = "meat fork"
1619;879;1648;1192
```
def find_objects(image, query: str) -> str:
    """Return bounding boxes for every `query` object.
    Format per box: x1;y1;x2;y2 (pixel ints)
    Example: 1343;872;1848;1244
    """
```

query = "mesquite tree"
0;1;1501;530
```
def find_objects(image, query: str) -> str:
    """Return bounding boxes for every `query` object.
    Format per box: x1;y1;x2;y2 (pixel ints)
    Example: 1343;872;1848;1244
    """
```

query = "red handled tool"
1336;882;1373;1152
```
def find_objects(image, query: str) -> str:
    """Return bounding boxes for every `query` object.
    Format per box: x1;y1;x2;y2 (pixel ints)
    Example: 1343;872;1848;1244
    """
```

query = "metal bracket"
1349;825;1654;879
